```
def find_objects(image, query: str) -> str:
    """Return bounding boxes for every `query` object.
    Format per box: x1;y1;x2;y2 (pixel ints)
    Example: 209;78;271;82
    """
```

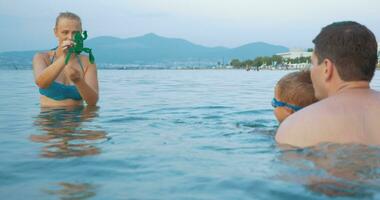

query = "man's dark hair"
313;21;378;81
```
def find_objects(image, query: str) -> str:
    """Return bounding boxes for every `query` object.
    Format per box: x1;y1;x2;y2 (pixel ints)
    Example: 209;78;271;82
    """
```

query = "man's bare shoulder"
275;101;330;148
275;91;380;147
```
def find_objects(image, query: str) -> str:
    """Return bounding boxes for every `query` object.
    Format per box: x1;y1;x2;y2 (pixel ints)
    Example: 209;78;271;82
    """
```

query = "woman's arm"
33;53;66;88
71;59;99;106
33;40;74;88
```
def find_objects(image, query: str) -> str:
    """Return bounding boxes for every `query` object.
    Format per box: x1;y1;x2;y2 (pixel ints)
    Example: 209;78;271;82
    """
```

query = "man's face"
310;52;327;100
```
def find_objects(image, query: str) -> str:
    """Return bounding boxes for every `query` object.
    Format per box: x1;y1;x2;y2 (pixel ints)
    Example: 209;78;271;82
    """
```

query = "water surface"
0;69;380;200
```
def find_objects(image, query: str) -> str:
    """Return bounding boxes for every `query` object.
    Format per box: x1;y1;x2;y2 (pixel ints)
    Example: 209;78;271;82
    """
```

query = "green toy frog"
65;31;95;65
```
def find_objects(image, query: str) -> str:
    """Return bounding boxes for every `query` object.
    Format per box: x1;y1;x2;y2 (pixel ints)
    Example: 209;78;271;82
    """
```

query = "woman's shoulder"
34;51;53;60
33;51;52;63
78;54;97;67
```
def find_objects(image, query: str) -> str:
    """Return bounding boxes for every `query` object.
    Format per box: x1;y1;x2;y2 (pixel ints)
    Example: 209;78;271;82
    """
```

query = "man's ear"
322;58;334;81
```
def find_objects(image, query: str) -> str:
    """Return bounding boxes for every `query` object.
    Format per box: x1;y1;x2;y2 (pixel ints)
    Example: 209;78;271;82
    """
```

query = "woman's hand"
59;40;75;56
64;64;82;83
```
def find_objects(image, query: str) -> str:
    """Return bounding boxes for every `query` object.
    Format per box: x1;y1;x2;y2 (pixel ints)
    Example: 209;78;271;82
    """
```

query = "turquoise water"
0;69;380;199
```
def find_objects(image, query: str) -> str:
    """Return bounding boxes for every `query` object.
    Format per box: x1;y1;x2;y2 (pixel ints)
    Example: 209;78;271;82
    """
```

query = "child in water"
272;70;318;123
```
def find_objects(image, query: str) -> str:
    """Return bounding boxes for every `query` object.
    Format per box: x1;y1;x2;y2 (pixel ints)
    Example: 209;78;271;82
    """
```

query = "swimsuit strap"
50;47;85;75
50;47;57;64
76;54;84;72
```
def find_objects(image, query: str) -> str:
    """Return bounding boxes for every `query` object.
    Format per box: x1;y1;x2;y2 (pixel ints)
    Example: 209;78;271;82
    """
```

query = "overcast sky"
0;0;379;52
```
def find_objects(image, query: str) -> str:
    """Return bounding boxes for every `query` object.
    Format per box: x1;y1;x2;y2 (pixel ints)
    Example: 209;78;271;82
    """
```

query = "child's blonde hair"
276;70;317;107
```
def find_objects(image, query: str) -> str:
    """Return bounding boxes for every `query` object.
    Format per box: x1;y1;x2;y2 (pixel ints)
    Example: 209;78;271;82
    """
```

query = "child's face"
273;86;294;123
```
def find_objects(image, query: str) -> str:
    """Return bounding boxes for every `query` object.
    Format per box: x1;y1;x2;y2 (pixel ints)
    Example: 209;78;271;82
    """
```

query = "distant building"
278;44;379;65
276;48;312;59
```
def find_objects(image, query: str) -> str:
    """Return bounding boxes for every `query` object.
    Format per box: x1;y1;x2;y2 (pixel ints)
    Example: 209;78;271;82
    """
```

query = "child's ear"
284;107;295;115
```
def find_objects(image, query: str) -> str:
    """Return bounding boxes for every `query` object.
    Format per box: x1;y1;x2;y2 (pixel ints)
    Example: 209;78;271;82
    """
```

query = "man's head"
273;70;317;123
311;21;378;99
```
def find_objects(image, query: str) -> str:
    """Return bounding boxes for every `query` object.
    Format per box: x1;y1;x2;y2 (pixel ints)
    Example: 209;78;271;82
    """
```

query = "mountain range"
0;33;288;69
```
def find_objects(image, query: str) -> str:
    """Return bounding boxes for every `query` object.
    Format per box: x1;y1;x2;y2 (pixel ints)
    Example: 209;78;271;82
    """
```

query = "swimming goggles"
271;98;303;112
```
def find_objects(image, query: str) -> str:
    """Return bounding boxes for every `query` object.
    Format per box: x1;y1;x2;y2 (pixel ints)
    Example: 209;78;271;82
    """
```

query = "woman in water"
33;12;98;107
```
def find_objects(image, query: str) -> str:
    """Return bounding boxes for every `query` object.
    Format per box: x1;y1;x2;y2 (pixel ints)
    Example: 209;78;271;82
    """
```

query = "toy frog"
65;31;95;65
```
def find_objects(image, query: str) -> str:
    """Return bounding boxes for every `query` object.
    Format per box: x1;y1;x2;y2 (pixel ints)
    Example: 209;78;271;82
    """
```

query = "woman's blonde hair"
55;11;82;28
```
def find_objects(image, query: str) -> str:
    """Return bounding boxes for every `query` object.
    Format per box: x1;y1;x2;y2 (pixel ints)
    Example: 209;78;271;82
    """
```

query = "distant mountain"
0;33;288;69
0;50;38;69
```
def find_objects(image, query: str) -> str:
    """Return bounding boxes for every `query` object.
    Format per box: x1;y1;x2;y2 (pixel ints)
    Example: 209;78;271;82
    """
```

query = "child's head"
273;70;317;123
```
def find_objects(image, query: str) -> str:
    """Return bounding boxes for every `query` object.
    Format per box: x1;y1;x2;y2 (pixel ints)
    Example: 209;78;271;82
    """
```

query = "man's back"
276;89;380;147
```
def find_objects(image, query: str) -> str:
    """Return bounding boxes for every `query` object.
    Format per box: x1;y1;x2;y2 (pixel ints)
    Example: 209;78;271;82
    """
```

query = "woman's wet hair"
55;11;82;28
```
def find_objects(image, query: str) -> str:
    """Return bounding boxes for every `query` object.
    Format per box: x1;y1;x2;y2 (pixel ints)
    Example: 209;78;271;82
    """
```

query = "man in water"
276;21;380;148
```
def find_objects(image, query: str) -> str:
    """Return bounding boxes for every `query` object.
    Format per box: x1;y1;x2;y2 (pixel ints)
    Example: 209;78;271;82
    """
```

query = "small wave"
236;119;277;128
142;105;234;114
228;109;273;116
104;116;152;123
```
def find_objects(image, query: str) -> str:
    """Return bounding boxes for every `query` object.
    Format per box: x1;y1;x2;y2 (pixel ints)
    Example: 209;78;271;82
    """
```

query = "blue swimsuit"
39;51;84;101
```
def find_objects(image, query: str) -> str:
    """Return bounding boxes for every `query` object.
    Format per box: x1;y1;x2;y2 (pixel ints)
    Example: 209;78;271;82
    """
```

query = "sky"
0;0;379;52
